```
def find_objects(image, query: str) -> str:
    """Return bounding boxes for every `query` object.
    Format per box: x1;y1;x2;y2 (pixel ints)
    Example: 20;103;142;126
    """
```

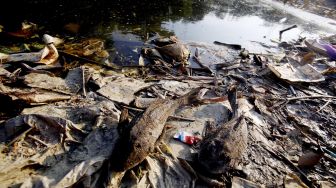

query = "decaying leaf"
62;38;109;59
145;154;195;188
0;83;70;104
24;67;84;95
0;114;85;146
55;156;105;187
97;77;151;105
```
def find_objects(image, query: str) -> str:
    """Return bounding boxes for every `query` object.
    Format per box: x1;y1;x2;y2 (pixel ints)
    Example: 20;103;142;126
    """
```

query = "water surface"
1;0;335;59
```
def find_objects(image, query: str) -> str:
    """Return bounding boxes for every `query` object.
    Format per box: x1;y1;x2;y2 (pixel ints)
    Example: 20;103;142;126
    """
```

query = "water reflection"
0;0;335;57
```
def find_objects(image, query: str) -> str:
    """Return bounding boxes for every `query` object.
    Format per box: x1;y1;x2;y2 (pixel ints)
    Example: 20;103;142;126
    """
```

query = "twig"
149;76;215;83
59;50;120;70
317;99;332;112
21;63;55;76
121;105;144;112
279;25;297;41
287;95;336;101
200;96;228;104
27;135;49;147
289;85;297;96
82;67;87;97
168;115;195;122
7;127;33;146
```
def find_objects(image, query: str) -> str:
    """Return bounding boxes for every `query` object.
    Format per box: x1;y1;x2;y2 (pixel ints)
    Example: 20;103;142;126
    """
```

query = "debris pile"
0;26;335;188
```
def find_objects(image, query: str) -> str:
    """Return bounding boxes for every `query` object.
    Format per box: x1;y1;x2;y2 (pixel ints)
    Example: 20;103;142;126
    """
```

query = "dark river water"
1;0;335;55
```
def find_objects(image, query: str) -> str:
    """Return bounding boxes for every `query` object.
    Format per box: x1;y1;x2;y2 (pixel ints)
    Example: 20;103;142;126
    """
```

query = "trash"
0;10;335;187
240;48;250;59
279;17;287;23
55;156;106;187
268;62;325;82
305;39;336;60
173;131;201;145
0;34;59;65
145;154;196;188
279;25;297;41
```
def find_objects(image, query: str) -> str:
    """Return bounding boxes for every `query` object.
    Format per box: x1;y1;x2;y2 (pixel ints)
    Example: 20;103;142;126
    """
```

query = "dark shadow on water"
0;0;303;38
0;0;333;65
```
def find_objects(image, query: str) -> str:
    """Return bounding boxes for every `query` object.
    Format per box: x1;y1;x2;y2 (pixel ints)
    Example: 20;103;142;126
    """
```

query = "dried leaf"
97;77;151;105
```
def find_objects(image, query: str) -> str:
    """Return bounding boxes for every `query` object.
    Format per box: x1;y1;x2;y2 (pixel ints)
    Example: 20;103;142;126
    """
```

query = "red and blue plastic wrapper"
173;131;201;145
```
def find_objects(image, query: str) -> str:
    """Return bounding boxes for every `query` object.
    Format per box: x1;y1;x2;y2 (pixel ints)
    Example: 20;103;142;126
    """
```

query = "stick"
121;105;144;112
317;99;332;112
200;96;228;104
27;135;49;147
289;85;297;96
82;67;87;97
168;115;195;122
287;95;336;101
21;63;55;76
59;50;120;70
7;127;33;146
279;25;297;41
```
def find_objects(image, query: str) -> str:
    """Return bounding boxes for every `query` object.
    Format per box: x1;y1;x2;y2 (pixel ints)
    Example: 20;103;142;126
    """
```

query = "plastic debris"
173;131;201;146
268;62;325;83
0;34;60;65
305;39;336;60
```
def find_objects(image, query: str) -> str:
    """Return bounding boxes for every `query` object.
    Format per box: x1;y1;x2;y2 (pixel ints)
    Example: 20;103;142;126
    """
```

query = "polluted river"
0;0;335;187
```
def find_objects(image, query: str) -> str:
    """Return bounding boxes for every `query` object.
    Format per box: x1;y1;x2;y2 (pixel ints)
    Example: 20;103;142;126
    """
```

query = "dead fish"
198;86;248;174
156;42;190;63
111;88;203;172
153;36;179;46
